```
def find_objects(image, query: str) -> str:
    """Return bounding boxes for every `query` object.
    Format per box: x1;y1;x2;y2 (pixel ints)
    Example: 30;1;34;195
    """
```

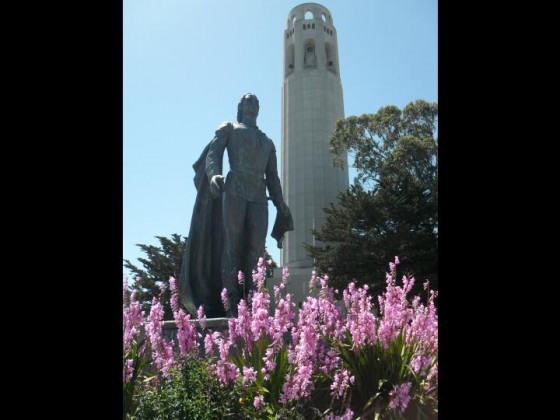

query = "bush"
124;257;438;419
314;257;438;418
129;356;240;419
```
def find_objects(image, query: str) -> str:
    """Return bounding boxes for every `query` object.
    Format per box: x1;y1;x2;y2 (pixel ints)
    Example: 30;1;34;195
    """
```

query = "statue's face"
241;95;259;119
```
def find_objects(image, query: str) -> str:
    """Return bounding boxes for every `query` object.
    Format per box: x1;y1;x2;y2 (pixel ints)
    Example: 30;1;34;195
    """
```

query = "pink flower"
237;270;245;286
221;288;230;312
123;289;144;354
242;366;257;384
330;369;355;399
169;277;179;312
325;408;354;420
124;358;134;383
271;294;295;348
197;305;207;330
262;346;277;372
309;270;318;291
411;352;431;374
282;266;290;285
204;331;219;359
427;362;438;381
253;258;267;290
146;295;175;376
253;395;264;410
250;291;270;341
235;299;253;352
389;382;411;414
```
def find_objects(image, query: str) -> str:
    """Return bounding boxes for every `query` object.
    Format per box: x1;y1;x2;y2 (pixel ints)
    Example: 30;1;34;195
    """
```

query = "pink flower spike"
389;382;411;414
253;395;264;410
221;288;230;311
197;305;207;330
237;271;245;286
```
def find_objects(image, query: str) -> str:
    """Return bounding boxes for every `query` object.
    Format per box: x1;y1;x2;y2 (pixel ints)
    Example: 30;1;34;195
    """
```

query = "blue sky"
123;0;438;275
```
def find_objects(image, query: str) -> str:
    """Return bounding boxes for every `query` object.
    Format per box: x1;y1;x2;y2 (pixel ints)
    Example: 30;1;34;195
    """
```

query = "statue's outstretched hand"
210;175;225;198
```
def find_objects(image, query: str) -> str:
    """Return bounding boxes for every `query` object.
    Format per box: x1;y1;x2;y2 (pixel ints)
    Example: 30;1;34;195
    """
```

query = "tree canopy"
124;234;186;320
305;100;438;295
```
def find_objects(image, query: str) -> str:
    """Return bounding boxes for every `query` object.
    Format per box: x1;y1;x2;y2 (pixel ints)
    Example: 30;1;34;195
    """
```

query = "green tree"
123;234;186;320
305;99;438;295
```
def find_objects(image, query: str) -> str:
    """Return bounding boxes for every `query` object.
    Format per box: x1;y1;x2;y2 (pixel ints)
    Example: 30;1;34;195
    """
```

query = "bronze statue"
179;93;293;317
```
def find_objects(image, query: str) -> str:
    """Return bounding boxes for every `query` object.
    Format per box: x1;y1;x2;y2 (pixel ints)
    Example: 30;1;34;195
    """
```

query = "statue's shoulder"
215;121;233;134
259;130;275;149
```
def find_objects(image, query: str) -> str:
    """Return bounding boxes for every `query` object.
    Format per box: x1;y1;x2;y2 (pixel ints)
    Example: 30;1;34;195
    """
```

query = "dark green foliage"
124;234;186;320
129;355;316;420
130;356;241;419
263;248;278;278
305;100;438;295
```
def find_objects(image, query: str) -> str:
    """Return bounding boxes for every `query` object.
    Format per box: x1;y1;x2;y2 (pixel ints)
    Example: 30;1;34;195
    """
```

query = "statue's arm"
206;122;231;197
206;122;231;179
265;143;289;213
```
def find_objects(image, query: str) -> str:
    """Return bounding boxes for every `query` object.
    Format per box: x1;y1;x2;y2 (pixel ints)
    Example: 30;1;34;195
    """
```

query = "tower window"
305;11;313;20
325;42;336;73
304;43;316;68
286;43;295;75
321;13;327;22
312;23;315;29
303;24;306;30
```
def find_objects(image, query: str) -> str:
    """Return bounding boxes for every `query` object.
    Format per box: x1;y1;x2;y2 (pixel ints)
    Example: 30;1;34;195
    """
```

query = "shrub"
129;356;240;419
123;256;438;419
319;257;438;418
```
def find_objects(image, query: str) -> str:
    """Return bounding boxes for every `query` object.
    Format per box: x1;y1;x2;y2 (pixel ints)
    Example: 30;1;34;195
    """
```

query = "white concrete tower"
281;3;349;297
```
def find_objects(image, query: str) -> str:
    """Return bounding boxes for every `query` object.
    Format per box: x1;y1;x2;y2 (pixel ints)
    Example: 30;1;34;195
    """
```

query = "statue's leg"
222;192;247;316
246;200;269;289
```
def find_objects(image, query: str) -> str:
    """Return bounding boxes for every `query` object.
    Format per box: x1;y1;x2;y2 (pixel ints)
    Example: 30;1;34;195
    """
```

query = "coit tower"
281;3;349;295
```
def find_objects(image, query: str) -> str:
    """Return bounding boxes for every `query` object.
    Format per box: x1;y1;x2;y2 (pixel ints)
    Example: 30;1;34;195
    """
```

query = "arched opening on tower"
304;40;316;68
321;13;327;22
304;11;313;20
325;42;336;73
286;44;295;75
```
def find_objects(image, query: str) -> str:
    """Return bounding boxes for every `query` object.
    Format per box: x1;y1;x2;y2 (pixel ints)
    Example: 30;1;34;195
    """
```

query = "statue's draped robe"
178;142;225;317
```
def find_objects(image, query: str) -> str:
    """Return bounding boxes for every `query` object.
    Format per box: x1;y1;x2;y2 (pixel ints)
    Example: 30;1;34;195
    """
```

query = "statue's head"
237;93;260;123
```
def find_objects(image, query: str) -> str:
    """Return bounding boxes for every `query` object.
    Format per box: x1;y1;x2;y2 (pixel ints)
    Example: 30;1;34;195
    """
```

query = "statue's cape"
178;142;224;316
